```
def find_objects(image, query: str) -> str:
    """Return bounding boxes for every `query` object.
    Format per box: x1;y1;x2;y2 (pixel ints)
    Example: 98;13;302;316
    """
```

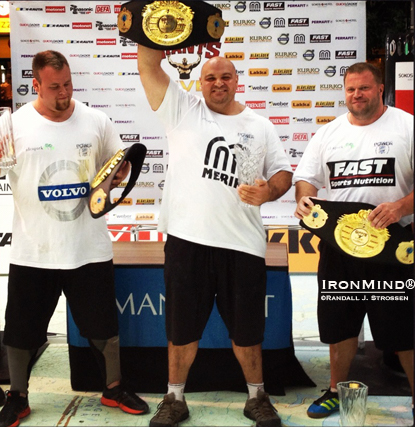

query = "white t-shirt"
156;78;292;258
8;99;123;269
293;106;414;226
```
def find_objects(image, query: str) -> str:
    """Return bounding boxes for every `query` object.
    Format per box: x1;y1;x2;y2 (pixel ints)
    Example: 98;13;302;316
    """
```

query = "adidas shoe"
307;388;339;419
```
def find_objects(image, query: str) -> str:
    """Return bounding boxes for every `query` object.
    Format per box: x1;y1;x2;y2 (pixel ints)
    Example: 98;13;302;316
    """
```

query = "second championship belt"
300;199;414;266
89;143;147;219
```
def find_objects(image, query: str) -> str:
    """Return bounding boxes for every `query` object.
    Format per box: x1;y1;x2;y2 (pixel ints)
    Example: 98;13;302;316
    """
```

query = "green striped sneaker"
307;388;339;419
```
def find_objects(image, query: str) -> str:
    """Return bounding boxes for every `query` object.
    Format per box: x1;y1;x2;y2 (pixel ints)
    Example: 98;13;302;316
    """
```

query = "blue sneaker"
307;388;339;419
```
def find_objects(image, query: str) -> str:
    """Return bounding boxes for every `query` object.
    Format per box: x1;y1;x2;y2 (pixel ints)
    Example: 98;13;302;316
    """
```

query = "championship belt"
88;143;147;219
300;199;414;265
118;0;225;50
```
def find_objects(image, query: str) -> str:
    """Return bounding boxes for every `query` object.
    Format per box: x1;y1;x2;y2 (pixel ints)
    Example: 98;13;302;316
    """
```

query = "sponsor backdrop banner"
1;1;365;273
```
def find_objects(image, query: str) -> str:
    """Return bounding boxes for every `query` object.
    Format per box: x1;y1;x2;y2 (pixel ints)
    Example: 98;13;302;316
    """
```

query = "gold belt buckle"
334;209;390;258
142;1;194;47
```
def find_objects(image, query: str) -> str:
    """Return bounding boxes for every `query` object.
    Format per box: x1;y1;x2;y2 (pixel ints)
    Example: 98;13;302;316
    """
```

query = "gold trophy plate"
142;1;194;46
395;240;414;264
334;209;390;258
302;204;328;229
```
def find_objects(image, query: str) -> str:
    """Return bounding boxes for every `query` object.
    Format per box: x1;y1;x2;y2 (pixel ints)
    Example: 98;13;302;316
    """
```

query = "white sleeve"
156;77;200;133
293;131;326;190
264;121;292;179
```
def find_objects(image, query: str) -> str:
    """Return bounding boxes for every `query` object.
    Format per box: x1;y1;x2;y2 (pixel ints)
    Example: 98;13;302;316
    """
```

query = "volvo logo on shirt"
327;158;396;189
38;160;90;221
38;183;89;201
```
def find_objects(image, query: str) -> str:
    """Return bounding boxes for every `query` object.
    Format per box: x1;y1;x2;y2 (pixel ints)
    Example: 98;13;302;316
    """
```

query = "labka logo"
292;100;312;108
225;52;245;60
316;116;336;124
249;69;269;76
272;84;292;92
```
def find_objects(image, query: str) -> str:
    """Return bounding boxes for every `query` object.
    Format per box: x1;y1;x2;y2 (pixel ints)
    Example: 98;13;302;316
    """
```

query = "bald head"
201;56;237;79
198;56;242;114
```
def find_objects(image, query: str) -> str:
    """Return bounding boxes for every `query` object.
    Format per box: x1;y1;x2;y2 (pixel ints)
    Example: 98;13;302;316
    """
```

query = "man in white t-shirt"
0;50;149;427
137;45;292;427
294;62;413;420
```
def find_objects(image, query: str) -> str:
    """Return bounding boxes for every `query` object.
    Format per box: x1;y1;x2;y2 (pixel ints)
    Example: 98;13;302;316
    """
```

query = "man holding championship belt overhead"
0;50;149;427
294;62;413;421
121;1;293;426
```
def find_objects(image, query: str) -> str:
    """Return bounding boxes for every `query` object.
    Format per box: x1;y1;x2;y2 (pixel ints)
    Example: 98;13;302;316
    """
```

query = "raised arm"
137;45;170;111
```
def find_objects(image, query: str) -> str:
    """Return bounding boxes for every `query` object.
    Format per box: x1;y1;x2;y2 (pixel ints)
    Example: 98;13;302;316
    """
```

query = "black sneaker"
101;384;149;415
306;388;339;419
150;393;189;427
0;388;5;407
0;391;31;427
244;391;282;427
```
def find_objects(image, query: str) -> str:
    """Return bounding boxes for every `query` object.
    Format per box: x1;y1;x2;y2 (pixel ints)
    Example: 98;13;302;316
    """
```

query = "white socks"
247;382;265;399
167;382;186;401
168;381;266;400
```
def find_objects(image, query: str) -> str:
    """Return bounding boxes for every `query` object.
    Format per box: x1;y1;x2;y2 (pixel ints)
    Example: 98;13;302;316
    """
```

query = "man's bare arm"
237;170;293;206
137;45;170;111
368;190;414;229
294;180;318;219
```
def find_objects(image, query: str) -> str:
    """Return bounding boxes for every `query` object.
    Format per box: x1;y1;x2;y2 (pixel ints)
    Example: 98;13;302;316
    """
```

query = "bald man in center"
137;45;293;427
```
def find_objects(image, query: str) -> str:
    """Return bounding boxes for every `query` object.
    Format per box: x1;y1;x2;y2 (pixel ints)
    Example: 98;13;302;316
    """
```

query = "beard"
55;97;71;111
347;97;381;121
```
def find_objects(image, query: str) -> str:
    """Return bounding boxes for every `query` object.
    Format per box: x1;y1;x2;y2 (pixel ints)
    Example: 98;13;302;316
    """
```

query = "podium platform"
67;241;315;395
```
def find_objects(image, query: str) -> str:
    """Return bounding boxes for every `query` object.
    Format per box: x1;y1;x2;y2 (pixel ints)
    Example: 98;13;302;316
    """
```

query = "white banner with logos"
0;1;365;273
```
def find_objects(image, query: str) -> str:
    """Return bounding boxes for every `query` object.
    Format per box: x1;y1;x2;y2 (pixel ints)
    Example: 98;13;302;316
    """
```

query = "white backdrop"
0;0;366;273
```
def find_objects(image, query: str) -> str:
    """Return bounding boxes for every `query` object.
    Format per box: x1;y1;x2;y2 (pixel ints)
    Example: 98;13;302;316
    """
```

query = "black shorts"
164;235;267;347
317;241;414;351
3;261;119;350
